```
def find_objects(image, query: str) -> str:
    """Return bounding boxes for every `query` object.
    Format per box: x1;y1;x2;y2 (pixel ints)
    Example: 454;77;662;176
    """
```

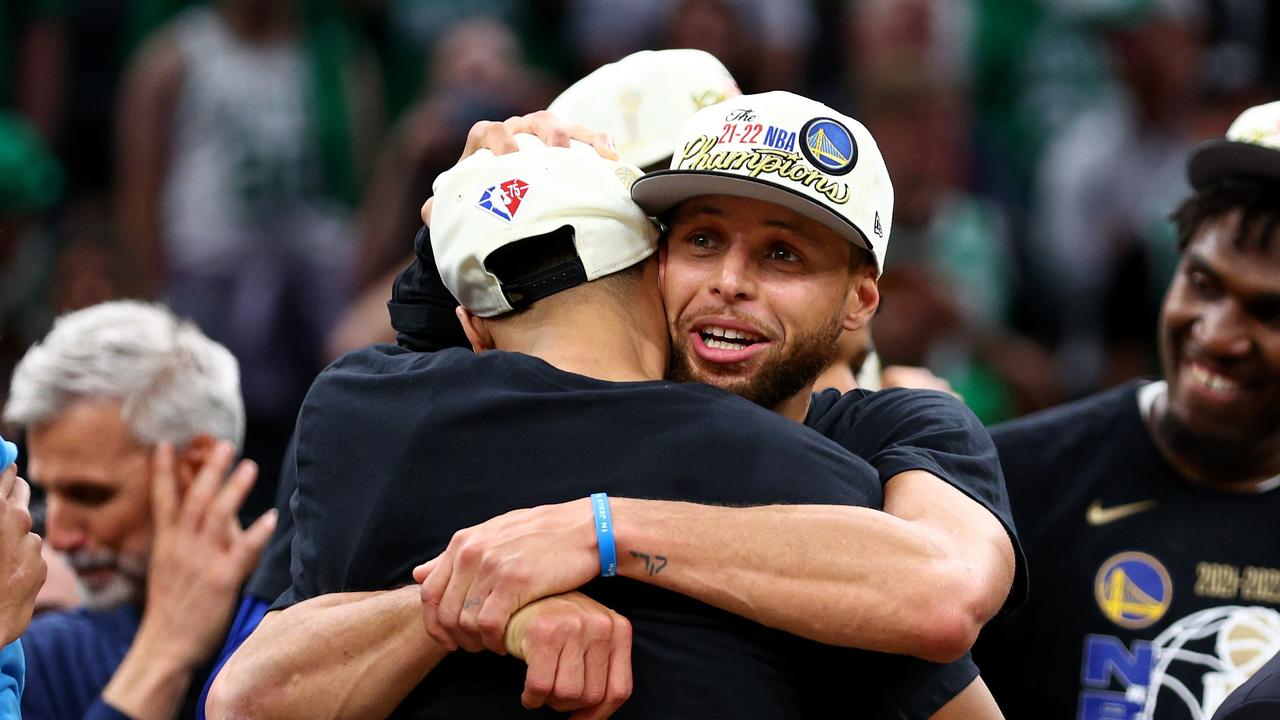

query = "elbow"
206;660;279;720
909;567;1001;663
910;604;982;664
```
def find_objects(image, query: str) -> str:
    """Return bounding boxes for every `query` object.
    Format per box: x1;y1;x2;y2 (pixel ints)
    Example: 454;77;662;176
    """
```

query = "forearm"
611;490;1006;661
101;625;196;720
207;587;448;720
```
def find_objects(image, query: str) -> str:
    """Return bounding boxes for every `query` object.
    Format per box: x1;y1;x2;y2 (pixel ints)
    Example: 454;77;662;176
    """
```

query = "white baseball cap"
430;135;659;318
548;49;741;170
631;91;894;270
1188;100;1280;189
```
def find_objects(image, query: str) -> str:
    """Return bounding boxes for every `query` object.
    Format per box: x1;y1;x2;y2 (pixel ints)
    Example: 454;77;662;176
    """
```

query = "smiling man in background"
974;100;1280;720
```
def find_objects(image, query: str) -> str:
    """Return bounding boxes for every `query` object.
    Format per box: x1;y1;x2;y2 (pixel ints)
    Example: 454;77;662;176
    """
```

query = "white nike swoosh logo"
1086;499;1159;526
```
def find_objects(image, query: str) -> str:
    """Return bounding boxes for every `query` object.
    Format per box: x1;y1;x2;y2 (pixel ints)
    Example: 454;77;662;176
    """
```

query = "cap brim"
631;170;876;264
1188;139;1280;189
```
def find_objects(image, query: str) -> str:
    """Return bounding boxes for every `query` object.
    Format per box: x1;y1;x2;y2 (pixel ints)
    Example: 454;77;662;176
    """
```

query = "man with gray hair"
4;300;275;720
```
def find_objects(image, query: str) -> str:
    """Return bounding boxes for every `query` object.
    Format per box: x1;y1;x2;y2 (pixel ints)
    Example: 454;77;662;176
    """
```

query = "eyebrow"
1186;252;1280;307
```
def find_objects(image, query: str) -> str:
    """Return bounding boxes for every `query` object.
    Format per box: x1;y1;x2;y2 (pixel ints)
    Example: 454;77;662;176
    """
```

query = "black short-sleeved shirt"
806;387;1024;716
282;345;895;719
975;381;1280;720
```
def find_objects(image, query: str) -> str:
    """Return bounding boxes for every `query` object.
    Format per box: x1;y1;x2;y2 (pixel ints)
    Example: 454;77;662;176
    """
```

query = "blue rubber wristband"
591;493;617;577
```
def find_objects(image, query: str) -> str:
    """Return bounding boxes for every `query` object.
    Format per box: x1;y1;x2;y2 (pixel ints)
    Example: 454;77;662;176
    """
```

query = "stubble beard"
667;318;843;411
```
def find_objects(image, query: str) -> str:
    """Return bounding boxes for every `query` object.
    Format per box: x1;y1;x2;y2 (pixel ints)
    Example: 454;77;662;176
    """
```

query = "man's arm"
208;587;633;720
101;443;274;720
613;472;1012;661
207;588;444;720
418;472;1013;663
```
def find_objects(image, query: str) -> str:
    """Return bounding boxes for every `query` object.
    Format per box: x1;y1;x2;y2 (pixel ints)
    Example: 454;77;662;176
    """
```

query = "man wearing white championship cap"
411;92;1022;718
212;137;908;718
973;100;1280;720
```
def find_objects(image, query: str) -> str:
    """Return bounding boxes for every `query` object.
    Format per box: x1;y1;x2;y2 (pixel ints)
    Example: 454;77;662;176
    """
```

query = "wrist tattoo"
629;550;668;576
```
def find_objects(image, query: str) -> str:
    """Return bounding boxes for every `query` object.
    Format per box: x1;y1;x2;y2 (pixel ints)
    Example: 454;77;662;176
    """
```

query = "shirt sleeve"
814;388;1027;614
880;653;981;720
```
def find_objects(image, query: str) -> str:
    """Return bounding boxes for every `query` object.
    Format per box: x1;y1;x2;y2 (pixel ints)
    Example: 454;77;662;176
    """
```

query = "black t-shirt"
806;387;1023;717
282;345;894;719
975;381;1280;720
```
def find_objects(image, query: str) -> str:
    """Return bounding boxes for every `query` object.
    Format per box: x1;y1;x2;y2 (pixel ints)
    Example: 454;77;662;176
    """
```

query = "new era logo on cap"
477;178;530;222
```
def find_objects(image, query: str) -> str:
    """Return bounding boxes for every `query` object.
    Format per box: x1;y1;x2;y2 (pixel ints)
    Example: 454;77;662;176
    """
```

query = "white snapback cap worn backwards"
631;90;894;270
431;135;658;317
548;49;741;170
1188;100;1280;189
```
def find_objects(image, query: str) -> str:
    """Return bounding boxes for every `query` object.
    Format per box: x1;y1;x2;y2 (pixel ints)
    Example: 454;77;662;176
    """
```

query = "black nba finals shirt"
282;345;900;719
976;381;1280;720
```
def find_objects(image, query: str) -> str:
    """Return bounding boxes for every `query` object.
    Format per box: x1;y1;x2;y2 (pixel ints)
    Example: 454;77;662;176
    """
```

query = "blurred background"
0;0;1276;514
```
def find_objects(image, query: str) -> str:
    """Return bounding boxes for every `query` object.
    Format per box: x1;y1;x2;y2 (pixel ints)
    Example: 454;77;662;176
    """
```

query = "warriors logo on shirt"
477;178;529;222
1095;552;1173;629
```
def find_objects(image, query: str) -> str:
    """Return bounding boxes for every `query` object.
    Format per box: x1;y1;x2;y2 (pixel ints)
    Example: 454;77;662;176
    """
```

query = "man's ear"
455;306;495;352
174;433;216;494
841;272;880;333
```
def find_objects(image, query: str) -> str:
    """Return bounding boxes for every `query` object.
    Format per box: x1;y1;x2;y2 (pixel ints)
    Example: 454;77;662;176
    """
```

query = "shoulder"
21;607;140;709
810;387;976;433
22;606;140;653
991;382;1141;462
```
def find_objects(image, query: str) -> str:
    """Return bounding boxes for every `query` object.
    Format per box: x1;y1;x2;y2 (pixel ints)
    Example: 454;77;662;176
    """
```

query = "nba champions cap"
430;135;659;317
631;91;894;269
548;49;741;170
1188;100;1280;188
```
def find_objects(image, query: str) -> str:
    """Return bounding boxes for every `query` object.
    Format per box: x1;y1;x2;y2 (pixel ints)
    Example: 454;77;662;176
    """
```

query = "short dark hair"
850;241;877;276
1172;177;1280;253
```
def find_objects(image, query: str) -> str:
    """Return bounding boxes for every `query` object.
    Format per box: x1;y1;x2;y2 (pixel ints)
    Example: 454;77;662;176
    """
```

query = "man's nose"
1193;300;1252;359
43;496;86;552
710;245;758;302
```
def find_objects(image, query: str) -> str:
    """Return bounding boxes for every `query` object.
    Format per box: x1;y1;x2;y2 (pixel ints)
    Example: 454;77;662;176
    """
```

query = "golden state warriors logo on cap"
800;117;857;176
1094;552;1173;629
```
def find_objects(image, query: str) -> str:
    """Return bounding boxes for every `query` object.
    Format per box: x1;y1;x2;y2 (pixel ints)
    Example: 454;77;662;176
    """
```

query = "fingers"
420;197;434;227
578;622;611;708
458;112;616;161
412;557;437;584
568;616;633;720
235;508;278;576
475;590;516;654
9;476;30;513
150;442;178;522
461;120;520;161
204;459;259;535
1;464;17;501
419;555;457;650
178;441;235;532
547;635;587;711
520;633;560;709
435;555;482;652
567;124;618;161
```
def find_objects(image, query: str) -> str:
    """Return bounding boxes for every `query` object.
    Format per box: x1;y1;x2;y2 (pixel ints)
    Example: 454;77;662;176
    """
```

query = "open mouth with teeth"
698;325;765;351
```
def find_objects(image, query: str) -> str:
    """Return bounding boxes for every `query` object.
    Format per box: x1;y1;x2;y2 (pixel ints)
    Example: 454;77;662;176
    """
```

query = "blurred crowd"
1;0;1278;510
